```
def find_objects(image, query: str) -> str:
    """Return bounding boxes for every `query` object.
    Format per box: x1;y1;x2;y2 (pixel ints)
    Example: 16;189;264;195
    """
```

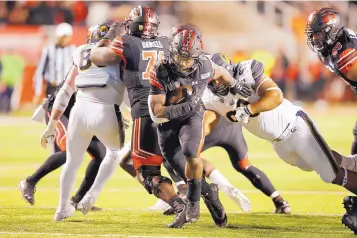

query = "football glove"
230;80;253;98
40;120;57;149
234;105;252;124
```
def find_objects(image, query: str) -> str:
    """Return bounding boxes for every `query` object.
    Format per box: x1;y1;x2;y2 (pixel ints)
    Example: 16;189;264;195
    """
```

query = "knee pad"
140;165;172;196
232;157;251;173
182;142;199;159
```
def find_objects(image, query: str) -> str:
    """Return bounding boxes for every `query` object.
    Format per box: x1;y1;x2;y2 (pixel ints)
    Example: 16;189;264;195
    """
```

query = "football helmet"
87;22;111;43
305;7;345;53
124;5;159;39
171;23;202;38
170;29;203;76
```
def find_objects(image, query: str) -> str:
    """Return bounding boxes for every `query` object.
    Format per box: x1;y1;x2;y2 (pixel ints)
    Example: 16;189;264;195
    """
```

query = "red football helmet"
124;5;159;39
305;7;345;53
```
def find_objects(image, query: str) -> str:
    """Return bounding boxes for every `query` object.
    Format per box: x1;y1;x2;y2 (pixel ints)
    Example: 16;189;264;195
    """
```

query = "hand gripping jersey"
73;43;125;105
149;56;214;123
202;58;299;141
318;28;357;92
110;35;170;120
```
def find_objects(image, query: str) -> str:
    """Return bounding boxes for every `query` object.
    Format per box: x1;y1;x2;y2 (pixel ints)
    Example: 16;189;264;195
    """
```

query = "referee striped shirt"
33;43;76;97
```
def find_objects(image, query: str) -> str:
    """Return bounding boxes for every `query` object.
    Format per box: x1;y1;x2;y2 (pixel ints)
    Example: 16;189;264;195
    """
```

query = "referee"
33;22;76;105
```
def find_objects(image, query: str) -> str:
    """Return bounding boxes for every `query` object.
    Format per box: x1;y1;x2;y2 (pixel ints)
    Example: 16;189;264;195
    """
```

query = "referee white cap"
56;23;73;37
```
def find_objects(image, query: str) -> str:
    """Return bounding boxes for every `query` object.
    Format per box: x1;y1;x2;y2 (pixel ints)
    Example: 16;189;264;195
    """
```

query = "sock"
243;166;277;197
27;152;66;184
200;176;211;195
208;169;234;188
187;179;202;202
352;140;357;155
73;159;101;202
87;149;121;197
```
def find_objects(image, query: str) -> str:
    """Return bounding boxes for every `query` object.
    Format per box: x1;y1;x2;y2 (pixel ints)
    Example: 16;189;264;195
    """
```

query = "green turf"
0;106;356;237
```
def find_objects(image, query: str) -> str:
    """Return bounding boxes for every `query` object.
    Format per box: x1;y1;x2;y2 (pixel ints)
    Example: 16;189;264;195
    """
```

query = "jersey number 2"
142;50;164;80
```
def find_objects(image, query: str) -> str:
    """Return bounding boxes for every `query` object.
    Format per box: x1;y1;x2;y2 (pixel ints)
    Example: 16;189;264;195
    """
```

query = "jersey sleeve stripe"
149;78;164;90
339;56;357;73
337;50;357;68
337;48;355;63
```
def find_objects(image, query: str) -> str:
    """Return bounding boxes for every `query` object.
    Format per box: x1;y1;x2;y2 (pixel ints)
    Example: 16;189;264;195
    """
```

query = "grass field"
0;105;356;237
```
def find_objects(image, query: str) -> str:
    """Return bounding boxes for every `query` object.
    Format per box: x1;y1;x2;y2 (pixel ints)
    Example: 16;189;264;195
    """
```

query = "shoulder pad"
235;59;257;85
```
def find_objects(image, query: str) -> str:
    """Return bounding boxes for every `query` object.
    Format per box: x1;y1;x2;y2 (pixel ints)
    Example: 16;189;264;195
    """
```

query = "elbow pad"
164;101;194;121
52;84;75;112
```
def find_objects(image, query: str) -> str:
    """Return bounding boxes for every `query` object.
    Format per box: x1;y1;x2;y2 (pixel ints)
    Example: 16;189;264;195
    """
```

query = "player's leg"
178;113;226;226
351;120;357;155
77;105;125;213
118;143;136;177
55;102;93;221
218;123;290;214
131;116;187;228
19;114;69;205
71;137;106;210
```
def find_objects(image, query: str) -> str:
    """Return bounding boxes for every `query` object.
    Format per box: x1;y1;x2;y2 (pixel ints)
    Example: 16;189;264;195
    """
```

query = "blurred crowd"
0;1;355;113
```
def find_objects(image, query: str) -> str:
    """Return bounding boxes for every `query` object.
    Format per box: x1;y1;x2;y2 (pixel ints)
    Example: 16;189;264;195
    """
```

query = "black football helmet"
170;29;204;76
124;5;159;39
305;7;345;53
87;22;111;43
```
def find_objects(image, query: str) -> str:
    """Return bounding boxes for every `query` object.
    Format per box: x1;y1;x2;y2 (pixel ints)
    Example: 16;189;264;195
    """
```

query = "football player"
205;52;357;233
305;7;357;233
148;29;251;226
83;6;189;228
18;24;117;210
40;22;126;221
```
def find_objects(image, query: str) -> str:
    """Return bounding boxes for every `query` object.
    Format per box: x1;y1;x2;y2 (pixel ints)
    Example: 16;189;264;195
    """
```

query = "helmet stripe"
188;30;196;49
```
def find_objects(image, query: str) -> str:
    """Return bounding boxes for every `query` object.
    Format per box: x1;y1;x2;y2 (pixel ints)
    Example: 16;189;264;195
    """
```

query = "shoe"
167;199;188;228
186;201;200;223
54;204;75;221
71;196;102;212
219;185;251;212
77;193;97;215
18;179;36;206
274;198;291;214
342;196;357;234
148;199;170;211
202;183;227;227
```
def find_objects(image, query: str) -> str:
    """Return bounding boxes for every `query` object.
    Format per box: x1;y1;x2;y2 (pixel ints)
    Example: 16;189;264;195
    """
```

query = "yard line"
0;232;190;238
0;187;350;195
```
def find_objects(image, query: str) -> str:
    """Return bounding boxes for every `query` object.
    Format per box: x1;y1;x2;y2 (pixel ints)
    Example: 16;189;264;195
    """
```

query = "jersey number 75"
142;50;165;80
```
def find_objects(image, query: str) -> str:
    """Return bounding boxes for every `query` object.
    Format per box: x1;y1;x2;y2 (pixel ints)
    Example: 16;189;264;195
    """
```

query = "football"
167;85;193;105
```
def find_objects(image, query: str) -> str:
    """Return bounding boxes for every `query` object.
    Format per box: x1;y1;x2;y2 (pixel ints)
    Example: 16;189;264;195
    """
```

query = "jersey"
73;43;125;105
110;35;170;120
149;56;214;123
202;57;298;141
318;28;357;92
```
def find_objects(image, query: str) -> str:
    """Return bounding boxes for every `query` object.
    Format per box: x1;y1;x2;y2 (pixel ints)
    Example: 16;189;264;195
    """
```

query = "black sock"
352;140;357;155
27;152;66;184
73;159;101;202
243;166;276;197
187;179;202;203
200;176;211;195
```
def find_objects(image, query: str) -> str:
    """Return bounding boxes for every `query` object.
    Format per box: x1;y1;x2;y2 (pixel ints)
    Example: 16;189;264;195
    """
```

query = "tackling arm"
248;76;283;114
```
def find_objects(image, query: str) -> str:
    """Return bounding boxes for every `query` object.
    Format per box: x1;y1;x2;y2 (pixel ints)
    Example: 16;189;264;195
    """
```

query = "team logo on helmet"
332;42;342;56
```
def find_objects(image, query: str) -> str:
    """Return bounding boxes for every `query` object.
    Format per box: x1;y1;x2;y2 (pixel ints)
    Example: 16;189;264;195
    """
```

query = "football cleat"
54;204;75;221
18;179;36;206
274;198;291;214
77;193;97;215
219;185;251;212
202;183;227;227
342;196;357;234
163;206;175;216
70;196;102;212
186;201;200;223
167;199;188;228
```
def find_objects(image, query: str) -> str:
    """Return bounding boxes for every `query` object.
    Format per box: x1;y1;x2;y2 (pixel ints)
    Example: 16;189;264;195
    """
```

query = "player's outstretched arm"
40;64;77;149
248;75;283;114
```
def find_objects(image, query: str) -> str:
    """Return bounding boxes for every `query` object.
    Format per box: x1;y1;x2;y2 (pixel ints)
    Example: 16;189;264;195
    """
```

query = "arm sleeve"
33;46;49;96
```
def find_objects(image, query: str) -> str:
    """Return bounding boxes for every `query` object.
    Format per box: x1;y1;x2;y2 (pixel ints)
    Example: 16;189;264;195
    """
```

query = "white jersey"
202;59;299;141
73;44;125;105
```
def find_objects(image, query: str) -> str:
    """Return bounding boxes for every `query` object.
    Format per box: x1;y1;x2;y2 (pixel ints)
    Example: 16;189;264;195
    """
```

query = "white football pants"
272;110;338;183
57;98;124;211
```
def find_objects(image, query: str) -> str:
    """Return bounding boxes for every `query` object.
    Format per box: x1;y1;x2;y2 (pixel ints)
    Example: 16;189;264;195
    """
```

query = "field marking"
0;187;349;195
0;232;190;238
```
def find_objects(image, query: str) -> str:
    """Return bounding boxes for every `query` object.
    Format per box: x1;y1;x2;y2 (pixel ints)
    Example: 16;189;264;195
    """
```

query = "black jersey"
110;34;170;120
